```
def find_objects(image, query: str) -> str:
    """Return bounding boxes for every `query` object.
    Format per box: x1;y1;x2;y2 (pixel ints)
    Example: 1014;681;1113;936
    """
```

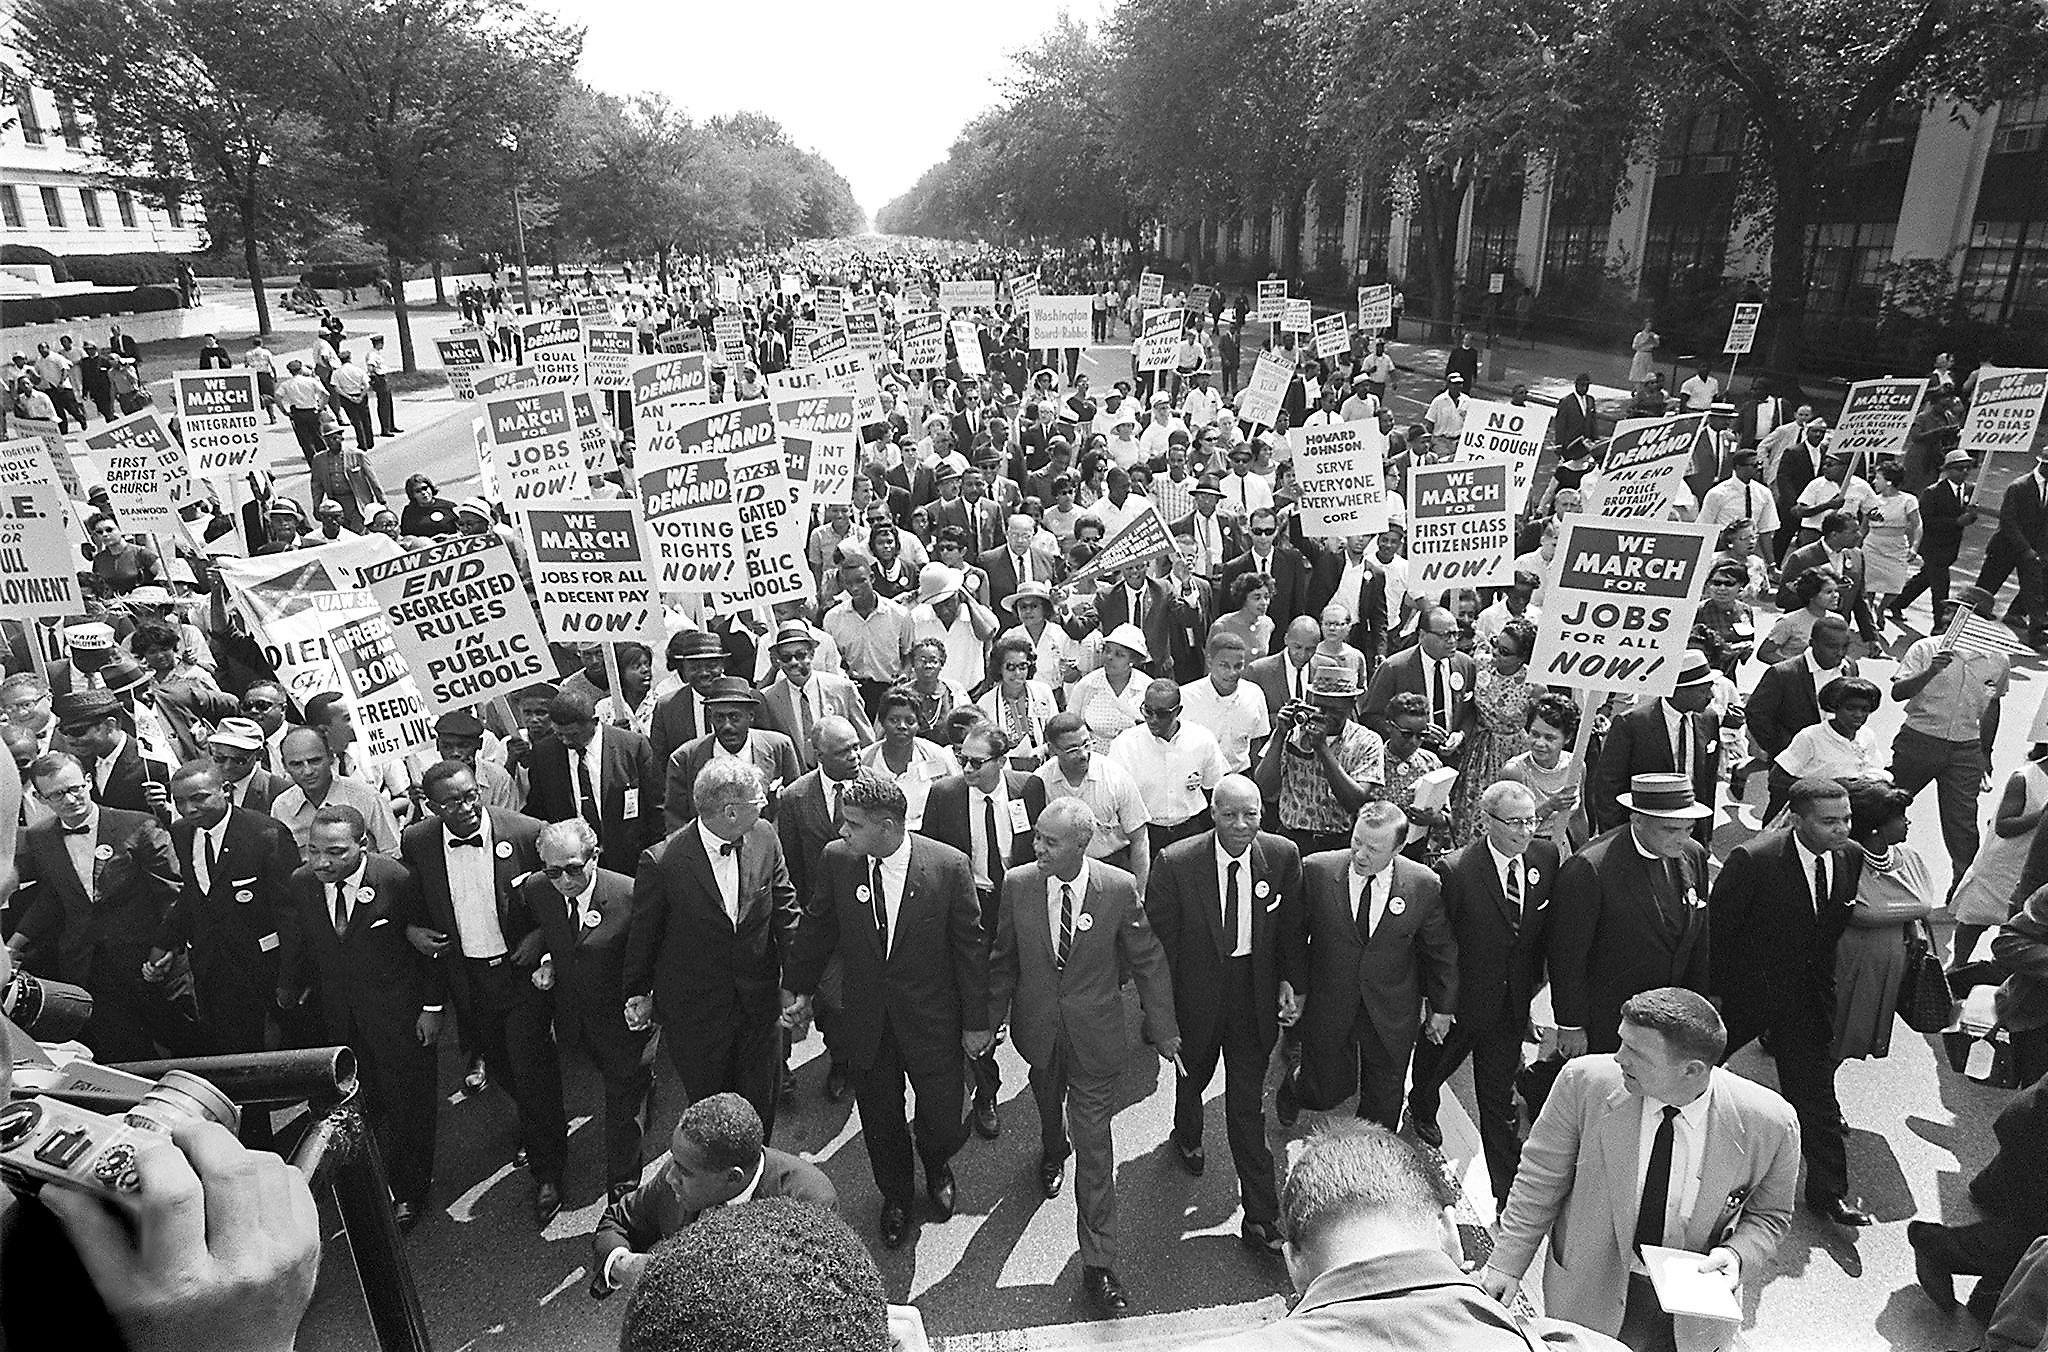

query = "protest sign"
775;393;857;505
0;436;62;490
216;537;404;710
480;387;585;505
1028;295;1092;349
8;419;81;498
952;320;985;377
940;279;997;311
715;271;740;304
1834;377;1925;468
1187;284;1214;316
1281;298;1313;336
583;325;636;391
1008;274;1039;306
1136;308;1185;372
1358;284;1393;330
791;321;824;352
518;500;662;644
358;534;551;717
901;312;946;369
471;365;543;398
814;286;847;327
844;310;883;356
780;272;804;297
1062;506;1175;591
1313;312;1350;362
810;349;884;425
0;477;81;617
436;330;492;399
1959;367;2048;459
896;286;934;317
171;370;264;480
1583;414;1706;519
83;410;180;534
808;327;850;364
1256;280;1287;322
572;295;613;321
570;389;616;479
472;417;496;501
1408;456;1516;589
714;315;747;366
1288;419;1388;537
653;327;698;355
636;400;768;591
327;608;435;767
1137;272;1164;308
1237;352;1295;429
1724;303;1762;355
1456;400;1554;514
1529;516;1718;696
631;352;710;423
717;441;812;610
519;315;585;388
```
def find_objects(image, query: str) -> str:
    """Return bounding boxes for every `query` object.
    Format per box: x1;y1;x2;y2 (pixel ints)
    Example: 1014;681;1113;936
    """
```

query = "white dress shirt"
1215;841;1254;957
966;780;1015;890
62;806;99;892
442;814;508;959
696;818;742;923
1043;862;1090;951
1792;836;1831;912
1347;861;1397;936
1635;1083;1715;1252
1486;841;1527;919
192;815;232;895
870;836;914;953
568;737;604;820
325;858;370;931
1658;698;1696;781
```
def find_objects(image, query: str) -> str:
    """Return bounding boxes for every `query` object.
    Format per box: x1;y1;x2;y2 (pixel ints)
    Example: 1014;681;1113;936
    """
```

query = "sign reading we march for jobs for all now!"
357;534;551;717
1530;516;1718;697
481;388;586;504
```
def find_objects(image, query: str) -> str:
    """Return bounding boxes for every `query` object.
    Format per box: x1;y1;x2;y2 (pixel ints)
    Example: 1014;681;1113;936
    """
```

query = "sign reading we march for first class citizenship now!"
1408;456;1515;589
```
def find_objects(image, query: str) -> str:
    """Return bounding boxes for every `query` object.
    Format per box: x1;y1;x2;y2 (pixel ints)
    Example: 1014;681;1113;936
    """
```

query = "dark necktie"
1504;860;1521;933
829;780;843;826
871;859;889;955
331;884;348;936
1355;874;1375;945
1224;860;1241;955
982;794;1002;890
720;838;739;859
576;752;601;830
449;834;482;849
1812;855;1828;913
794;683;814;754
1635;1104;1681;1253
203;831;219;890
1674;712;1692;781
1057;882;1075;970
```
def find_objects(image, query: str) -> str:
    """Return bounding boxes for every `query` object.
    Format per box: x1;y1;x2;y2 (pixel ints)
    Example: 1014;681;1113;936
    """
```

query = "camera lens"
124;1071;241;1137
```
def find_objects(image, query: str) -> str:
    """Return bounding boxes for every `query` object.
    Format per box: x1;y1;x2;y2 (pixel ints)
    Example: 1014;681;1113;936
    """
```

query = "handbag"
1898;920;1957;1034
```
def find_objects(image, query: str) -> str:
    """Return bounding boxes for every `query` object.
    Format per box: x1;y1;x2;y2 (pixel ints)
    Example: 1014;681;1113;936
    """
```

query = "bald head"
1283;616;1322;666
1214;772;1263;851
812;714;862;780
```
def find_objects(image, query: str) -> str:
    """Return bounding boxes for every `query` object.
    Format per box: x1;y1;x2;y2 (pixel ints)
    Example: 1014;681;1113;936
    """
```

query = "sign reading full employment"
327;609;435;767
1237;352;1295;429
518;501;662;644
939;279;997;311
1724;303;1762;355
83;410;180;533
1959;368;2048;459
583;325;636;392
1256;280;1287;322
519;315;585;388
481;388;586;504
1289;420;1389;537
0;474;80;618
1583;414;1707;518
1028;295;1093;349
1358;285;1393;330
1833;377;1926;465
1530;516;1718;696
357;534;551;717
774;393;857;505
1408;456;1516;589
1136;308;1185;372
171;370;264;479
636;400;764;591
436;330;492;399
1456;400;1554;515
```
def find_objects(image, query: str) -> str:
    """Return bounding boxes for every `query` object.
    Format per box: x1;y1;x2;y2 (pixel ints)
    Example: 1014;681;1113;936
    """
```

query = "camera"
0;1069;240;1201
3;969;95;1045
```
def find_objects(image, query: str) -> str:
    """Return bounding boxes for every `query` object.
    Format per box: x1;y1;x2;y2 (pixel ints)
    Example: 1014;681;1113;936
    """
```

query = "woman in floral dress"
1452;618;1539;842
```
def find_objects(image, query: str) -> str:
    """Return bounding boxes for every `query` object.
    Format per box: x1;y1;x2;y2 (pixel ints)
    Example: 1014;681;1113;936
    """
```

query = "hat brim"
1001;590;1052;612
1615;795;1714;820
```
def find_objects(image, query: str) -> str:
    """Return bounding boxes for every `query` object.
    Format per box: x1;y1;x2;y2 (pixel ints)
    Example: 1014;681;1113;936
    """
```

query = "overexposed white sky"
552;0;1114;226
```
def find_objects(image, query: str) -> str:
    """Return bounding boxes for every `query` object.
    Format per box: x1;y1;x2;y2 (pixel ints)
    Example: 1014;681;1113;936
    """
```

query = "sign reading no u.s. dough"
172;370;264;479
1529;515;1717;697
1409;455;1515;589
357;534;552;717
1456;399;1553;515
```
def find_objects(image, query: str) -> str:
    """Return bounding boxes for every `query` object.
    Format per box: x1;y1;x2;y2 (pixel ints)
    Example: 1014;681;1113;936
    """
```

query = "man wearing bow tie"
625;758;799;1139
399;761;566;1228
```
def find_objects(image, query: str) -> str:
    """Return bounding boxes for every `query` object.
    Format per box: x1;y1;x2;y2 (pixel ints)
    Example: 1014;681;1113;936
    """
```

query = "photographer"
1252;669;1387;859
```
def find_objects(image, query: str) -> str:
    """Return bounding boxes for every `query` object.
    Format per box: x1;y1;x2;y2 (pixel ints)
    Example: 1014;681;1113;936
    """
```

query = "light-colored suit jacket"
759;671;873;770
1487;1058;1799;1352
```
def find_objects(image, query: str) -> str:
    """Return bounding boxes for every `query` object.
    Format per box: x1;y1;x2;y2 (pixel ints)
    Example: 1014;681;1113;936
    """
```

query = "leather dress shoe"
880;1201;910;1248
1172;1135;1205;1177
1908;1222;1957;1311
926;1165;957;1221
1408;1108;1443;1150
973;1095;1002;1140
462;1058;489;1095
824;1062;849;1103
1039;1152;1067;1198
1239;1219;1284;1253
1812;1195;1874;1227
392;1200;422;1234
534;1180;562;1229
1084;1265;1129;1315
1275;1073;1301;1129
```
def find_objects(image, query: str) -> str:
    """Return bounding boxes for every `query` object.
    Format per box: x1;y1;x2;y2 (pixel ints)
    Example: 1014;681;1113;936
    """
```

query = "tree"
1608;0;2048;371
12;0;336;335
306;0;582;370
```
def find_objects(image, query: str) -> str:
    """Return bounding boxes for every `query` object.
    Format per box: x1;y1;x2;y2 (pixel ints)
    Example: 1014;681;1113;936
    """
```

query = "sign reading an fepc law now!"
1529;516;1717;697
357;534;551;717
172;370;264;479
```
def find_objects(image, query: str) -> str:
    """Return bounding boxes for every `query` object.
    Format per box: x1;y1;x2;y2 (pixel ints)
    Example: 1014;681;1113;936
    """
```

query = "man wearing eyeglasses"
522;818;652;1203
1219;507;1311;643
204;717;283;812
239;680;291;770
1110;679;1227;858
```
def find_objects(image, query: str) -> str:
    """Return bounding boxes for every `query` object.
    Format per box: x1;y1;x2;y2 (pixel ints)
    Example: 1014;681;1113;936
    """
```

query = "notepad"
1642;1246;1742;1323
1409;765;1459;813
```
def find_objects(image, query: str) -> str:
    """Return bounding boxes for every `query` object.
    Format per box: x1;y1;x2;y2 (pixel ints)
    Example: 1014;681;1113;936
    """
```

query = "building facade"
3;70;204;258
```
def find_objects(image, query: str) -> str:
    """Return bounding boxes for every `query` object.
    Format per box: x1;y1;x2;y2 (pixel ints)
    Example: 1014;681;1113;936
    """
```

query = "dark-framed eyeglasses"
539;860;592;878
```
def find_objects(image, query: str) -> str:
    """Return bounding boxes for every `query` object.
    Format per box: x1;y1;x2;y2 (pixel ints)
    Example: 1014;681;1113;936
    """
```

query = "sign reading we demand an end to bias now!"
1530;516;1718;697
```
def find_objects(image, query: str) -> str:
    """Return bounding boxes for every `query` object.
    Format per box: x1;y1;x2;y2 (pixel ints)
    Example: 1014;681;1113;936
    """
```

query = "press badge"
1008;800;1031;833
258;933;280;953
623;788;641;820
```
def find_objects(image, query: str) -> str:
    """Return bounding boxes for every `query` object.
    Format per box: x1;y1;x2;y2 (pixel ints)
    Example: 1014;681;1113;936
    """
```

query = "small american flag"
1940;608;2031;659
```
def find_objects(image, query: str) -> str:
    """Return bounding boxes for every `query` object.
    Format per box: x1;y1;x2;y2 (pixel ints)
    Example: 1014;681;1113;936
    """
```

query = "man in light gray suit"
758;620;873;772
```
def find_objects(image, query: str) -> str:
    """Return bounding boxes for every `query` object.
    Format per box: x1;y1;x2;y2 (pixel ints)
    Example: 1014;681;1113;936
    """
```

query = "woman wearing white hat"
1067;623;1150;755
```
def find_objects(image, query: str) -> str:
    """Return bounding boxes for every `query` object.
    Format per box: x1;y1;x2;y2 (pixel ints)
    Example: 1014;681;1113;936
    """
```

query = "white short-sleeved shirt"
1180;676;1271;773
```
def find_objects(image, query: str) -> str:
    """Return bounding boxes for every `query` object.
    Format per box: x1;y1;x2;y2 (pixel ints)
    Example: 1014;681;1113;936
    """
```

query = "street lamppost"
503;132;532;312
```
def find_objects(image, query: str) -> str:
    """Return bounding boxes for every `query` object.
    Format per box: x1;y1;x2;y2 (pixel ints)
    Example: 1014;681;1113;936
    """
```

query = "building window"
54;95;83;148
0;187;21;229
1961;220;2048;325
15;88;43;145
1249;211;1271;265
79;188;103;228
38;186;66;229
1991;90;2048;155
1803;221;1897;316
1641;218;1729;297
1657;102;1745;177
1543;217;1611;281
166;199;185;228
115;190;137;227
1846;100;1920;165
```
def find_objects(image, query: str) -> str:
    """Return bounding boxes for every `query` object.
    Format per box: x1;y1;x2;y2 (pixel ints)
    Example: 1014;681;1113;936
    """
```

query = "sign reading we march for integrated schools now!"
171;370;264;479
357;534;551;717
1256;279;1287;322
1456;400;1553;514
481;388;586;504
1724;303;1762;355
1960;368;2048;458
635;400;768;591
518;500;662;644
1289;419;1388;537
1530;516;1718;697
1833;377;1925;465
1409;456;1516;589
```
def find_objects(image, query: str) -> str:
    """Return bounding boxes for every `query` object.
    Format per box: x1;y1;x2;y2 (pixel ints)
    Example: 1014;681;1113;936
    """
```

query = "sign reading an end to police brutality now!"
481;387;586;504
1409;456;1516;589
1582;413;1706;519
172;370;264;479
636;400;770;592
519;500;662;644
1530;516;1718;697
358;533;551;717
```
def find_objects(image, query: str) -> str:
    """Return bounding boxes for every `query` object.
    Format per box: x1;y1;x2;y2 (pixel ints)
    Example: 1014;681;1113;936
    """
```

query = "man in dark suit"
276;802;441;1229
647;630;730;772
1897;449;1979;620
979;512;1059;612
1144;774;1298;1251
1746;614;1858;820
991;796;1179;1315
1552;373;1600;458
206;717;285;812
1548;773;1711;1056
1247;617;1324;738
1360;605;1476;763
784;772;990;1248
918;722;1046;1138
10;750;187;1062
1218;507;1310;642
1172;476;1247;584
624;758;798;1139
523;688;661;878
588;1092;836;1298
525;819;653;1201
399;761;567;1228
663;678;801;833
1405;781;1558;1208
1093;561;1194;676
1277;801;1457;1131
51;686;168;819
1770;415;1829;559
775;715;864;1103
150;759;301;1075
1587;650;1722;844
1738;381;1793;450
1709;776;1870;1226
1977;442;2048;641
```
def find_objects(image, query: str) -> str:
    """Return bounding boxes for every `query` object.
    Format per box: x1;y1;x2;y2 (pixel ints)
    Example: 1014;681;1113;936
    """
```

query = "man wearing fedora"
50;686;170;820
647;630;732;774
759;621;873;774
206;717;286;813
1549;773;1712;1057
1172;474;1245;586
1589;650;1723;847
664;677;802;834
1895;448;1979;621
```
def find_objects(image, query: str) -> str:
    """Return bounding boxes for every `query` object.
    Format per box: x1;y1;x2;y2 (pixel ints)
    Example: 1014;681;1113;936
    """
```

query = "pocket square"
231;877;259;887
1264;898;1281;913
369;917;390;929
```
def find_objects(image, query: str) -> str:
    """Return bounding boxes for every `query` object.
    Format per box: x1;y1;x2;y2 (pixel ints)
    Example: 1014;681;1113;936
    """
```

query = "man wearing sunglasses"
205;717;283;812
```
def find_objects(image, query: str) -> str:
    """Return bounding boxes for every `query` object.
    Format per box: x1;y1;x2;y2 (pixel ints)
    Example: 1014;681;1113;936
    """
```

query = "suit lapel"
1685;1078;1751;1251
1599;1085;1645;1262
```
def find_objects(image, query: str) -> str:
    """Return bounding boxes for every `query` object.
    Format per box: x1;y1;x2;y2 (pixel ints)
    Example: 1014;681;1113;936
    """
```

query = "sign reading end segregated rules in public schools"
356;534;552;718
1530;516;1718;697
